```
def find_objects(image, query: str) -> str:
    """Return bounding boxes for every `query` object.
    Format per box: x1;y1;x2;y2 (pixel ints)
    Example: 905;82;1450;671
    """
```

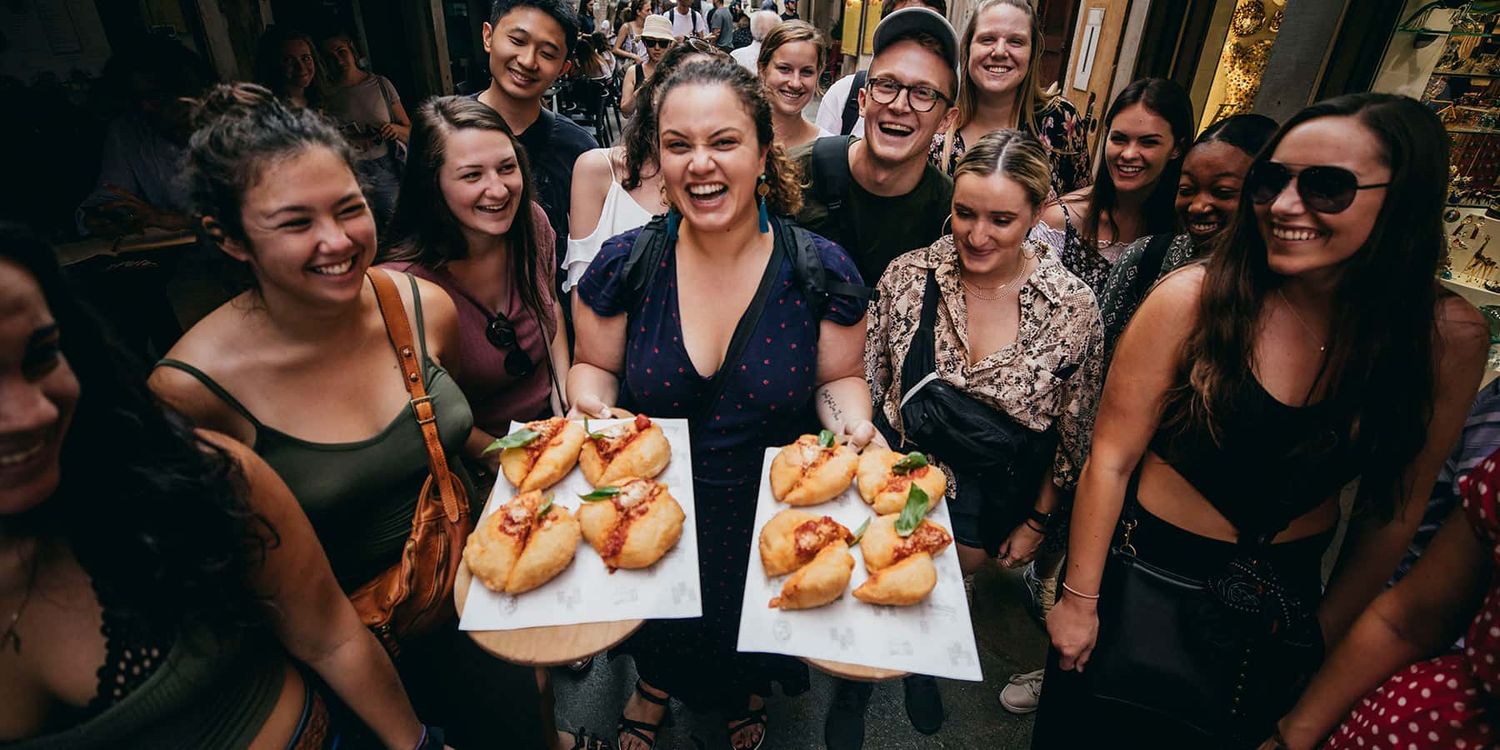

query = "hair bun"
190;82;279;129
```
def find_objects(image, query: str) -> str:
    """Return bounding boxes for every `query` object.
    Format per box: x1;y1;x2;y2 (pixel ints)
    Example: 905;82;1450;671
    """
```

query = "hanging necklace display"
1231;0;1266;37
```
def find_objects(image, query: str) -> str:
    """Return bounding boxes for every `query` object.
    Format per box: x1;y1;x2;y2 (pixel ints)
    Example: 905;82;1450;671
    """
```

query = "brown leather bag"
348;269;473;656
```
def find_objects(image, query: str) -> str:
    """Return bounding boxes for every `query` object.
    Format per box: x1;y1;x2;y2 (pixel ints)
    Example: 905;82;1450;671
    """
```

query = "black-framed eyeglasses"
485;313;537;378
1245;161;1390;214
864;76;951;113
643;38;672;48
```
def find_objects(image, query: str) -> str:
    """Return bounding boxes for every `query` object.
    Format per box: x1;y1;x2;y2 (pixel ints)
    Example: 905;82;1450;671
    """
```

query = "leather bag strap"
366;269;462;523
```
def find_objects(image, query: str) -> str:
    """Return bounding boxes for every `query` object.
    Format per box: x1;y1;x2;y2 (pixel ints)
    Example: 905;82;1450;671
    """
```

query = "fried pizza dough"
858;513;953;573
853;552;938;606
770;540;855;610
769;433;859;506
499;417;586;492
576;478;684;571
758;509;855;577
856;447;947;515
464;491;580;594
580;414;671;487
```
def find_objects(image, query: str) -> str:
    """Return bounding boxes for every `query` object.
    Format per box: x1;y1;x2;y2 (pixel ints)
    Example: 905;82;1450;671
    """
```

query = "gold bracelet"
1061;581;1100;600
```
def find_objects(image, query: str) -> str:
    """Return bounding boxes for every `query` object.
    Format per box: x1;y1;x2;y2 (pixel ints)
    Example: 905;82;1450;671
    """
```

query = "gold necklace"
1276;288;1327;353
961;255;1030;300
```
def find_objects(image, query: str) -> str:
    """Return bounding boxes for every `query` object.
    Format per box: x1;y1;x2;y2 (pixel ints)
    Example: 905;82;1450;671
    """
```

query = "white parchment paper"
459;418;702;631
736;448;982;681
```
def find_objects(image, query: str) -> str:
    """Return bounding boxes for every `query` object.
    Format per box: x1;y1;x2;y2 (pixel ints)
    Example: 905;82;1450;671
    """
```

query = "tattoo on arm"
820;389;843;423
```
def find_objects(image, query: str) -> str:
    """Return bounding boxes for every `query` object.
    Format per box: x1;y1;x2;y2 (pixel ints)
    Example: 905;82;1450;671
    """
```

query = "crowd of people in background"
7;1;1500;749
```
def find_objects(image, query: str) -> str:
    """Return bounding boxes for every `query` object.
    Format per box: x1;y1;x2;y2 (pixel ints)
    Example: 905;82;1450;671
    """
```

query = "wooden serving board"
805;657;908;682
454;565;644;666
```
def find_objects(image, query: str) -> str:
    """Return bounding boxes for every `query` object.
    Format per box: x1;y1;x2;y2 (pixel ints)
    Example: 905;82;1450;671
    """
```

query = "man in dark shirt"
792;7;956;289
477;0;598;274
779;0;799;20
796;11;960;748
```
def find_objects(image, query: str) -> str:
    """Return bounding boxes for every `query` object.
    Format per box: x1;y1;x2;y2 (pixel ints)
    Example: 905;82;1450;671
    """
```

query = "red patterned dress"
1324;449;1500;749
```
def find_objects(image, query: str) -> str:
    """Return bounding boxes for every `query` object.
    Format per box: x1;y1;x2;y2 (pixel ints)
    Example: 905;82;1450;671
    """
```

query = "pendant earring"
756;174;771;234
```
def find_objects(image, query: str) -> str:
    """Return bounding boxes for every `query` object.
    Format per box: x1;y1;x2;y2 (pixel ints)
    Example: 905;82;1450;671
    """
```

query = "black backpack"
840;70;867;135
806;135;859;254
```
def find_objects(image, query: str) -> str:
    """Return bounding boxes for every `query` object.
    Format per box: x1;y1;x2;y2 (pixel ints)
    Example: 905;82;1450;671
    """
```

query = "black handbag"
1085;466;1326;741
876;269;1058;525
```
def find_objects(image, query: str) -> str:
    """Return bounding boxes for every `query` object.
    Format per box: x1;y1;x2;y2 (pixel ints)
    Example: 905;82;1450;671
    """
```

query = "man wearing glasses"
792;7;958;290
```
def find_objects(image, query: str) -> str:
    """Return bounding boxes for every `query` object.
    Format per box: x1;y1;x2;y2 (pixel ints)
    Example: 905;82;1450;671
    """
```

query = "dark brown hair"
381;96;548;329
1081;77;1194;244
655;58;802;215
184;82;355;243
1160;93;1451;518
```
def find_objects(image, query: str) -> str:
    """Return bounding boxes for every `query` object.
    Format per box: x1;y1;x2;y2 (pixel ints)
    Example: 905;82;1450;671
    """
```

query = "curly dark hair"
0;223;274;634
654;58;802;215
184;82;356;244
619;39;730;190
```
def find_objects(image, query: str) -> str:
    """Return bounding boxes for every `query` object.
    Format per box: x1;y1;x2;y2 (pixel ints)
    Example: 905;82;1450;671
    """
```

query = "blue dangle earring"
756;174;771;233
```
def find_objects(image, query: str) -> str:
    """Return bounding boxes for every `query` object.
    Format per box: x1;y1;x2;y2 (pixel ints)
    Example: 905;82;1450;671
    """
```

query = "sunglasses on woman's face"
643;38;672;48
1245;161;1390;214
485;314;536;378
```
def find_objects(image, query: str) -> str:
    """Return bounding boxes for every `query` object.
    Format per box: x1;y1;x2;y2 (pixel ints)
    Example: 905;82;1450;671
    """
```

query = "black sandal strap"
618;717;662;747
633;681;670;706
570;728;614;750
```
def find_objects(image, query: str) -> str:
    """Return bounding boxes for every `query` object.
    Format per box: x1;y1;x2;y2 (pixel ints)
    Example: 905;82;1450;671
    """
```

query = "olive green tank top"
157;274;477;590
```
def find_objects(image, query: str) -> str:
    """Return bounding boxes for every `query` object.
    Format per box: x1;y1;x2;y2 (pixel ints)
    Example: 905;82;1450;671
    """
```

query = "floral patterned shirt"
865;236;1105;489
928;96;1093;193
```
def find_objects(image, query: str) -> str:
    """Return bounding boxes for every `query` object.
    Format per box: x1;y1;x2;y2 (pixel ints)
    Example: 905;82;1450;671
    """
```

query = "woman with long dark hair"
0;224;438;749
1030;77;1193;293
147;83;545;749
381;96;569;444
929;0;1090;188
1035;93;1489;747
566;40;727;294
569;58;878;750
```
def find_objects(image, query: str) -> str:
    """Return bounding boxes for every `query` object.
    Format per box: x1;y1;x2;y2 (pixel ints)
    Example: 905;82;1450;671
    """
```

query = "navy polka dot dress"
577;225;866;711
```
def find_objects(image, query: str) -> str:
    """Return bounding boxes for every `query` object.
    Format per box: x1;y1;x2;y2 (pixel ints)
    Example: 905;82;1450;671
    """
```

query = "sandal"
567;727;614;750
725;703;768;750
617;681;672;750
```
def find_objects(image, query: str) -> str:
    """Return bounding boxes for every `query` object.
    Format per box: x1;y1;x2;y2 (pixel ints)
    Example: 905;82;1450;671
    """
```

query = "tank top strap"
397;271;432;362
154;359;265;430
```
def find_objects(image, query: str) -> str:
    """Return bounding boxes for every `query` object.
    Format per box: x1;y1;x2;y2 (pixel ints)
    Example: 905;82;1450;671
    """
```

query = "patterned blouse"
866;236;1104;489
928;96;1093;192
1027;201;1132;295
1095;232;1197;358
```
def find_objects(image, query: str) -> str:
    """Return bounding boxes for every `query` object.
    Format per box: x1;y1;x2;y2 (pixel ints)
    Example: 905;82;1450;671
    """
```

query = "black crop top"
1150;374;1365;542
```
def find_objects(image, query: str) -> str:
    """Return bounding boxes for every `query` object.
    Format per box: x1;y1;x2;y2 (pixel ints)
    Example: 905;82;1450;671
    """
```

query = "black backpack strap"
809;135;858;253
841;70;867;135
783;222;875;320
619;215;672;314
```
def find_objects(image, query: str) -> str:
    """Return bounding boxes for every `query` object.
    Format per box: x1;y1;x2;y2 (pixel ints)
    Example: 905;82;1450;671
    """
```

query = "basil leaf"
579;486;622;502
485;427;540;454
894;484;930;537
890;451;928;475
584;418;605;440
850;517;871;545
817;429;835;448
536;494;555;519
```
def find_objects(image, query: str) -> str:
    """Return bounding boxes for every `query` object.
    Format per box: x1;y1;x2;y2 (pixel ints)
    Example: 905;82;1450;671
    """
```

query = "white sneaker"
998;668;1045;714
